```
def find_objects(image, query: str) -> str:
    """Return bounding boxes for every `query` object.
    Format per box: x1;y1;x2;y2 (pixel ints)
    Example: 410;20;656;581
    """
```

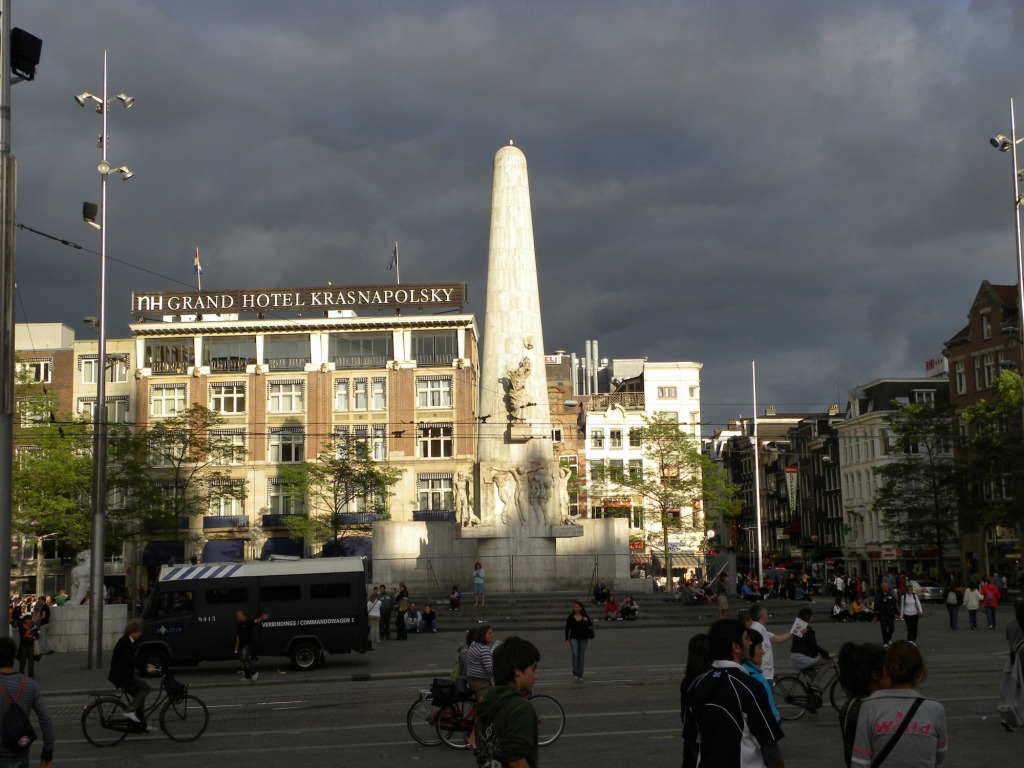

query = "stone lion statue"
70;550;91;605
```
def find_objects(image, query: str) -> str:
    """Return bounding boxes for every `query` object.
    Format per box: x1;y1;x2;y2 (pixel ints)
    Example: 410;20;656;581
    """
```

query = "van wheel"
290;642;320;671
138;647;170;672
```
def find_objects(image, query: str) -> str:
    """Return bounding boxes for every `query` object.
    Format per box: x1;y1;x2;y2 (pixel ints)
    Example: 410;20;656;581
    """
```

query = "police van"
137;558;369;671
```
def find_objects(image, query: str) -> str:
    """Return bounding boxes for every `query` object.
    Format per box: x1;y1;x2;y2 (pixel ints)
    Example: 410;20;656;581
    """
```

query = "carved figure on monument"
70;550;91;605
488;466;525;525
505;357;532;422
454;471;477;526
558;465;577;525
527;465;553;525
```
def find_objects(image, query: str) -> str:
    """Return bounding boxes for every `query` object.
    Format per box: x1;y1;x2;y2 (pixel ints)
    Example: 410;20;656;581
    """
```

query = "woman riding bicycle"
789;607;834;675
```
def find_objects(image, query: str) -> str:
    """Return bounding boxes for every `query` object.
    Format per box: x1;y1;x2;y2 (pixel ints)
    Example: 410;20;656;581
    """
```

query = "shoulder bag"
871;697;924;768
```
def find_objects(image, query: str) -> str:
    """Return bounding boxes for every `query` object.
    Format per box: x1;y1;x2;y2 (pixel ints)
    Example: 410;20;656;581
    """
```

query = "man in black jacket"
108;621;156;723
873;582;899;647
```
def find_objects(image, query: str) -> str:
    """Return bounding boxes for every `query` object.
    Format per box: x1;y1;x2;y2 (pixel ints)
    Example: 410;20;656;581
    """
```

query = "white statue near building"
70;550;91;605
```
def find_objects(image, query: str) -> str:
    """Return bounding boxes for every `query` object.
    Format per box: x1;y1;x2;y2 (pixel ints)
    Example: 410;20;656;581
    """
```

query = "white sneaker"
124;711;141;723
251;672;259;682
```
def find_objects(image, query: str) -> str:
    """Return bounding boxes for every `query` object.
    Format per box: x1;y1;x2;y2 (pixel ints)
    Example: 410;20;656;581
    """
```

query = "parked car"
908;579;944;603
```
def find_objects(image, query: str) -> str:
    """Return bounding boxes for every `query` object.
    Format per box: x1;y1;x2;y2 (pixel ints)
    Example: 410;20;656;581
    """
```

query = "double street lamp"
75;50;134;669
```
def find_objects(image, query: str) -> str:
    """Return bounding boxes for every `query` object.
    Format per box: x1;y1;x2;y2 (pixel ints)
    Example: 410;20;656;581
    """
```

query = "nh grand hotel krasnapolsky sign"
132;283;466;318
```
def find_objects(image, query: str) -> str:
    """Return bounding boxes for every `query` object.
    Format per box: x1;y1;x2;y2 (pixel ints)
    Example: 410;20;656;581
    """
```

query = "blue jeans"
570;638;588;678
986;606;997;628
240;644;257;679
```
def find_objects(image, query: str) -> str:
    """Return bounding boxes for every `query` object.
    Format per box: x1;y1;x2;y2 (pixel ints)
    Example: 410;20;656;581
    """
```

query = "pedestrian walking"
378;584;392;640
366;589;381;650
473;562;486;607
748;603;793;683
16;616;38;679
234;610;269;682
964;582;982;629
900;584;924;644
998;598;1024;731
395;583;410;640
36;597;52;655
0;636;55;768
682;619;785;768
564;601;594;681
836;642;887;768
873;581;898;646
944;584;961;630
982;577;1001;629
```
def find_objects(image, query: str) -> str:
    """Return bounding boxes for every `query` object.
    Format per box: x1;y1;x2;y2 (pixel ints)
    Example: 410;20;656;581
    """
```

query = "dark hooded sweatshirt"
473;684;538;768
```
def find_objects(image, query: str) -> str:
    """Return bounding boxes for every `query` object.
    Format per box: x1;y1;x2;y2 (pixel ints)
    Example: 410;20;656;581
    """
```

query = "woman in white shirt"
900;585;924;643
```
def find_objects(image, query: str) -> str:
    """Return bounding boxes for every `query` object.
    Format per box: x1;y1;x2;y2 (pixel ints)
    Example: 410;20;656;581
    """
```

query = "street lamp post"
75;51;133;669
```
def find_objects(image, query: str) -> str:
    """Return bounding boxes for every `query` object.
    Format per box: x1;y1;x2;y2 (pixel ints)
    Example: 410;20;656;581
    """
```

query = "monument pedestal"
48;603;128;653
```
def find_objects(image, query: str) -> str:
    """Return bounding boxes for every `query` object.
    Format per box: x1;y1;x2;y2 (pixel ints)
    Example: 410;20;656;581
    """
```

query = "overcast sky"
10;1;1024;433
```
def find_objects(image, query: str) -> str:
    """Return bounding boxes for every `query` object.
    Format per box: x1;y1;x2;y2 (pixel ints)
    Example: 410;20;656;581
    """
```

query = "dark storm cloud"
9;0;1024;430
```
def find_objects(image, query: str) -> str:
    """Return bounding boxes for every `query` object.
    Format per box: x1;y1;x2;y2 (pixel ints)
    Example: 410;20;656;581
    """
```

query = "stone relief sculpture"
488;466;525;525
70;550;91;605
505;357;532;421
558;465;577;525
454;471;478;526
527;465;553;525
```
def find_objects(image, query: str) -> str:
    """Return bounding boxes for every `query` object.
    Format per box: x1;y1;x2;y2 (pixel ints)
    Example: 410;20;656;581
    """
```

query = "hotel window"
955;361;966;395
334;379;350;411
16;398;47;428
353;379;368;411
329;332;393;369
145;339;194;374
411;331;458;366
609;459;625;482
81;356;129;384
268;381;304;413
591;430;604;449
418;475;453;511
210;383;246;414
418;424;453;458
590;460;605;484
268;480;304;516
269;428;305;463
984;353;996;389
913;389;935;405
371;378;387;411
629;459;643;481
78;397;130;424
208;481;246;516
416;377;453;408
210;430;246;466
981;311;992;340
610;429;622;448
371;426;387;460
264;334;310;372
19;360;52;383
629;428;642;448
551;427;563;444
150;384;186;417
974;356;983;390
203;336;256;373
336;426;369;460
657;386;677;399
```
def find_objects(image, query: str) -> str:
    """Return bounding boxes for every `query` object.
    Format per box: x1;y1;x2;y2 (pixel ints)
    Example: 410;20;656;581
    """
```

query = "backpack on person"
449;644;469;682
1;677;37;752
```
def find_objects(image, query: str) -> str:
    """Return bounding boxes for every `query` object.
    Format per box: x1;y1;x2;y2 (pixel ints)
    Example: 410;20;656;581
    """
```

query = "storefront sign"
132;283;466;316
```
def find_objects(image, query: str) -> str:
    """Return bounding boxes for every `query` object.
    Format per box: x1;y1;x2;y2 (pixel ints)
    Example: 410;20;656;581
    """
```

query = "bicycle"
435;690;565;749
406;688;445;747
773;659;844;721
81;669;210;746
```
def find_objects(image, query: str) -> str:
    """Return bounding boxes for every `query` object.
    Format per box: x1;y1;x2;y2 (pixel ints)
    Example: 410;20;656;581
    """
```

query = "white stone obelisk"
469;144;580;593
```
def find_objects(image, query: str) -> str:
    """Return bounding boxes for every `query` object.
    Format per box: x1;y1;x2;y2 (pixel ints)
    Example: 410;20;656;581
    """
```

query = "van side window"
311;582;351;599
260;584;301;602
206;587;248;605
154;589;194;618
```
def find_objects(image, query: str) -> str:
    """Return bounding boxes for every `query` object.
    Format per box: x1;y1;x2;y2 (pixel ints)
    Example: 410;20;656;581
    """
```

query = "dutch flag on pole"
193;247;203;275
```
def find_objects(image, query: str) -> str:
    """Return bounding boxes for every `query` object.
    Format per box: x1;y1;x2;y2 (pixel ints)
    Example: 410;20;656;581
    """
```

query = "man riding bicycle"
108;621;156;725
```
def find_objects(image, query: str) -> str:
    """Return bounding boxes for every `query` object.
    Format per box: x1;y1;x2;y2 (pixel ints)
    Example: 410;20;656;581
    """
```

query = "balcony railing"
413;509;455;522
334;512;383;525
207;357;254;372
414;353;456;367
586;392;645;411
266;357;310;371
333;354;387;370
150;361;193;375
203;515;249;530
261;513;305;528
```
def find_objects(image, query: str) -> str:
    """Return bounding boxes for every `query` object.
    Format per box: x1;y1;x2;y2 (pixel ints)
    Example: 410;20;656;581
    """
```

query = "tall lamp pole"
75;51;133;668
990;99;1024;381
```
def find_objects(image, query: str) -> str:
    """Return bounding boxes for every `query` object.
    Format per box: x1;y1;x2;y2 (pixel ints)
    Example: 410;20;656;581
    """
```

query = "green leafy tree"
594;413;740;583
872;401;959;573
276;433;403;551
958;370;1024;553
121;405;248;565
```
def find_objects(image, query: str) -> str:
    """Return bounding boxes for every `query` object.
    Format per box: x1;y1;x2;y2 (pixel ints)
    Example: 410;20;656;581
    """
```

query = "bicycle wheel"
436;700;473;749
773;675;809;721
407;694;443;747
81;696;129;747
827;676;845;711
528;694;565;746
160;694;209;742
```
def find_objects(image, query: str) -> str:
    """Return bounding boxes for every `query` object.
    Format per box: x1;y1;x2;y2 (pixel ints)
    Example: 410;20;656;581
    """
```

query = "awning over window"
260;537;304;560
141;540;185;568
202;538;245;563
321;536;371;558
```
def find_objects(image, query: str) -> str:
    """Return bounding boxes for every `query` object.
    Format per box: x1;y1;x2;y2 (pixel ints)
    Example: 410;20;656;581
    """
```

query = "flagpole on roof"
194;246;202;291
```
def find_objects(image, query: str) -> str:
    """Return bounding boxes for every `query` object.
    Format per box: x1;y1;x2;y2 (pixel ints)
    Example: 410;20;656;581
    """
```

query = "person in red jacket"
981;576;1002;630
